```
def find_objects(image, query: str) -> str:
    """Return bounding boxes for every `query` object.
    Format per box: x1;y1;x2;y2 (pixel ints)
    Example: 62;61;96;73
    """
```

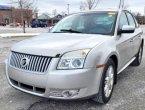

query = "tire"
93;59;116;104
131;45;143;66
35;25;38;28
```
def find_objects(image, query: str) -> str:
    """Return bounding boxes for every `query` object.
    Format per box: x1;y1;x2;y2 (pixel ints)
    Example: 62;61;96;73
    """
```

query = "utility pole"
67;3;70;15
144;6;145;24
119;0;124;9
144;6;145;17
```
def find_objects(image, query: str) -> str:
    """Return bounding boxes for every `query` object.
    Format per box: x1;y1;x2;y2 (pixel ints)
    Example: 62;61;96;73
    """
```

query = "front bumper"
5;59;104;100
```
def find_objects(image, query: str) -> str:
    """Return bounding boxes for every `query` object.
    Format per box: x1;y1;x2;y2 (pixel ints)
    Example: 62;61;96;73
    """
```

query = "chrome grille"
10;51;52;73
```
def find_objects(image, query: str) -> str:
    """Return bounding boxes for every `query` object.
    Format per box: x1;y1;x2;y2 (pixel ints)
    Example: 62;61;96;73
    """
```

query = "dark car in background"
0;22;6;26
31;20;47;28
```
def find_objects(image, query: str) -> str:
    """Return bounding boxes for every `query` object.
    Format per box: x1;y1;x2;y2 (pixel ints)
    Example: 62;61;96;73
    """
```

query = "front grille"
10;51;52;73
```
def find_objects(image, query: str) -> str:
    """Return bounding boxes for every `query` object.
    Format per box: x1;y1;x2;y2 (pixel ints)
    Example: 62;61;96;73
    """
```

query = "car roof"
70;8;131;15
79;8;119;13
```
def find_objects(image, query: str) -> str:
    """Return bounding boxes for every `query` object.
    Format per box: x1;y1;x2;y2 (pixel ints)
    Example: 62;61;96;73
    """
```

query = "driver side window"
119;12;129;29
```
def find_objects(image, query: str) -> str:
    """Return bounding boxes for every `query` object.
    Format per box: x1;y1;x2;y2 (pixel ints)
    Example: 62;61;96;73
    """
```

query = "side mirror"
118;25;135;34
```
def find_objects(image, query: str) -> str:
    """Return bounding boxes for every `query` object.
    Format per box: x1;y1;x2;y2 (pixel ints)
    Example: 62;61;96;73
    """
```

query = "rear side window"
119;12;128;29
126;12;136;27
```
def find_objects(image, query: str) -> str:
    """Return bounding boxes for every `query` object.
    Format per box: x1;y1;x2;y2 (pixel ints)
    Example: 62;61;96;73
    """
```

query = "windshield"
51;12;117;35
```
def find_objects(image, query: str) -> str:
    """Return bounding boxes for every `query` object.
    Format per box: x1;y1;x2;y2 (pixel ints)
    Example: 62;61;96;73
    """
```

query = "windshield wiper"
60;29;82;33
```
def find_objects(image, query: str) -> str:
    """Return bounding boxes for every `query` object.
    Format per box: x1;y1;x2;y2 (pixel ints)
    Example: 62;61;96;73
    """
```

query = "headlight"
57;49;91;70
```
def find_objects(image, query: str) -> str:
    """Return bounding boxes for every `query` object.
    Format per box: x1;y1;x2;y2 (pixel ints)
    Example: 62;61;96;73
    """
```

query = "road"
0;27;145;110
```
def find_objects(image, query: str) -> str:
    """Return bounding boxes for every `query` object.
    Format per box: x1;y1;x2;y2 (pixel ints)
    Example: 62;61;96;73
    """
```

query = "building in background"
0;5;12;25
48;14;64;26
0;5;32;26
0;5;66;27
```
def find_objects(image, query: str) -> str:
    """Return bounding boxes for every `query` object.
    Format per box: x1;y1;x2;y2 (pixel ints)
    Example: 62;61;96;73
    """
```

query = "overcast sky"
0;0;145;15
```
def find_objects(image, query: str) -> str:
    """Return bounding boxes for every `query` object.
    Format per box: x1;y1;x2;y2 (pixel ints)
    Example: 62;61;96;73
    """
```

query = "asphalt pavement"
0;27;145;110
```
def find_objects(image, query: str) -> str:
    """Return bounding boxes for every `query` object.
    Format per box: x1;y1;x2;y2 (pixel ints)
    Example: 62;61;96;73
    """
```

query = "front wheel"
93;59;115;104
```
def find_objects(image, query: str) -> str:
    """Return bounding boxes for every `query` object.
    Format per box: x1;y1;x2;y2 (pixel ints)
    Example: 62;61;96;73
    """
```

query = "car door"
126;12;142;56
116;11;134;70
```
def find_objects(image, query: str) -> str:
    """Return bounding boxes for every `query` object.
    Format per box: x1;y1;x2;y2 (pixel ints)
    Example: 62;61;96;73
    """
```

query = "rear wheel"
131;45;143;66
93;59;115;104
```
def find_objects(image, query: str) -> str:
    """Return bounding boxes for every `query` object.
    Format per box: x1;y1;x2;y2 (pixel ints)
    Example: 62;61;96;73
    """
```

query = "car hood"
11;33;111;57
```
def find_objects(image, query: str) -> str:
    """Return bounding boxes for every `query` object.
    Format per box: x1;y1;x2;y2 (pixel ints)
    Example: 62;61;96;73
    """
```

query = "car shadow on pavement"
27;99;104;110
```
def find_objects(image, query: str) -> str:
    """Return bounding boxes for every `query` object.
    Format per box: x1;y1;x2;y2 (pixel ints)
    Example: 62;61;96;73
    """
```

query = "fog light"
62;90;79;98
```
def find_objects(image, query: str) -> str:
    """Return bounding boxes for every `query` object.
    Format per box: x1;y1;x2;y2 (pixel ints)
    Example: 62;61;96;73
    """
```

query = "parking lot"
0;27;145;110
0;27;48;34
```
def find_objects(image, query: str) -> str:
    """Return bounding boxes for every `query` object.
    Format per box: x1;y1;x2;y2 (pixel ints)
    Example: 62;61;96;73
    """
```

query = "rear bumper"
6;60;104;100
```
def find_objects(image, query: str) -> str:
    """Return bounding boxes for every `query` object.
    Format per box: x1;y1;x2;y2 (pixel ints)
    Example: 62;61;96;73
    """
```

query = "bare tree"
80;0;100;10
11;0;37;33
133;12;144;24
24;7;38;27
11;7;17;24
80;2;86;11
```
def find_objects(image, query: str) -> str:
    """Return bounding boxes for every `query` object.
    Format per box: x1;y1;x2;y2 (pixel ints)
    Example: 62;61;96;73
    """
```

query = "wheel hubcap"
104;66;114;98
138;47;143;63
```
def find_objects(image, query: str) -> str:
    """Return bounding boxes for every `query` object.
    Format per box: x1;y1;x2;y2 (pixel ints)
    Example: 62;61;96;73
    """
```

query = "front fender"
84;40;119;69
